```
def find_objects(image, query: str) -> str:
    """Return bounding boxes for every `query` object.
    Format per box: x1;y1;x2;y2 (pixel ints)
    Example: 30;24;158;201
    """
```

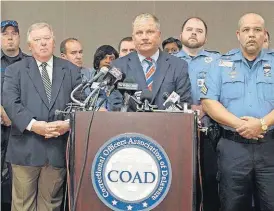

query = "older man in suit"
109;13;192;110
3;22;81;211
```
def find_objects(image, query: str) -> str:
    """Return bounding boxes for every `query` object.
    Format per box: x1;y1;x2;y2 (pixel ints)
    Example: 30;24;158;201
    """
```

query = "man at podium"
108;13;192;110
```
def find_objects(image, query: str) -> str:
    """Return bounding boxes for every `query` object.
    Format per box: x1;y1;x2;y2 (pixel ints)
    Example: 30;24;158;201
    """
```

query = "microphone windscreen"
162;92;170;101
123;77;136;83
96;66;109;82
140;90;153;102
164;101;173;109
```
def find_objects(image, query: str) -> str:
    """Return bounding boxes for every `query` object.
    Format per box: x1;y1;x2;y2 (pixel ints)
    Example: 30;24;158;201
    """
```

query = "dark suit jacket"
3;56;81;168
110;51;192;110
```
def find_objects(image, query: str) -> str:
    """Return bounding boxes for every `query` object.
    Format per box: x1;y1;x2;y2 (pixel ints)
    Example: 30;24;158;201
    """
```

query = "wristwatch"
260;118;268;132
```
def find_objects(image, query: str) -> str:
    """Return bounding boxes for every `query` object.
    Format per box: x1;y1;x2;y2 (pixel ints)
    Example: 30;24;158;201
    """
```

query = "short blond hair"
27;22;54;43
132;13;160;31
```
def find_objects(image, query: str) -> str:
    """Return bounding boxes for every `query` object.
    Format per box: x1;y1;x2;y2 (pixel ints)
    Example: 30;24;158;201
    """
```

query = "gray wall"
2;1;274;67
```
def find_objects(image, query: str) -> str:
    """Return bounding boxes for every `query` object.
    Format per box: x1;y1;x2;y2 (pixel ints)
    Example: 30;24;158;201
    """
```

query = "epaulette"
223;48;240;56
204;49;220;54
266;49;274;55
220;48;240;60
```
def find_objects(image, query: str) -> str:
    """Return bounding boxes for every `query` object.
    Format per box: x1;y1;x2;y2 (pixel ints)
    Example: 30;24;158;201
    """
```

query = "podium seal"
91;133;172;211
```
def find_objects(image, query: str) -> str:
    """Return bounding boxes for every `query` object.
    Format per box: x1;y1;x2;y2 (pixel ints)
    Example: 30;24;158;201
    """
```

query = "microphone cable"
72;89;100;211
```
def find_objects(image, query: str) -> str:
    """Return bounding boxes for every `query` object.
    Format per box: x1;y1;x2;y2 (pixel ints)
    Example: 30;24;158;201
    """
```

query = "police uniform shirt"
200;49;274;130
175;49;220;105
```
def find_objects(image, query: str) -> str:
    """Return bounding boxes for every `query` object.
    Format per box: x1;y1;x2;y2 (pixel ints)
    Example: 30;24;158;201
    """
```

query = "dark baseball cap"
1;20;19;33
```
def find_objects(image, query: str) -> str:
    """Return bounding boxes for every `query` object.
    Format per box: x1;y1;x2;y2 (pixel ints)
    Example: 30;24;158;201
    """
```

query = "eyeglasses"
1;20;18;28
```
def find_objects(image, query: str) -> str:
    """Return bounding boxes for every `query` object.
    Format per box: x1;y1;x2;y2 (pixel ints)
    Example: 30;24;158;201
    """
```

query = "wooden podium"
70;111;198;211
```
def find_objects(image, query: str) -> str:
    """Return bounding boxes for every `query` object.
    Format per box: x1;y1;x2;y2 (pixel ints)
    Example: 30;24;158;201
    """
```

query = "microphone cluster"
67;65;192;114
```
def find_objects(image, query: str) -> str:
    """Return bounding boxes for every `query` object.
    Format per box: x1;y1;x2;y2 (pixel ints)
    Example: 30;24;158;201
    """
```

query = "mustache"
247;40;256;44
188;36;197;40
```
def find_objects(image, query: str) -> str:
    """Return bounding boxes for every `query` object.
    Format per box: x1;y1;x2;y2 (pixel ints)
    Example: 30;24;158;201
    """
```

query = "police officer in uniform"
201;13;274;211
1;20;29;210
175;17;220;211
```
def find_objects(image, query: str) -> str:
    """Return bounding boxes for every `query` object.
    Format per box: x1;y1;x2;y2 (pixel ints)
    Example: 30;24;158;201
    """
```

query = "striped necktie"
144;57;156;91
40;62;51;102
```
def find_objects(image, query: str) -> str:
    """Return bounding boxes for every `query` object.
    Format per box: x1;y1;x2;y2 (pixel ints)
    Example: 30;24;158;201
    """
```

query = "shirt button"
249;105;252;107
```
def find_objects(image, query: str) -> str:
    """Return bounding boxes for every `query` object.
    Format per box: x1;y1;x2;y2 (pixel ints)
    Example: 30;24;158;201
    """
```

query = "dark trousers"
1;125;12;205
200;134;219;211
217;138;274;211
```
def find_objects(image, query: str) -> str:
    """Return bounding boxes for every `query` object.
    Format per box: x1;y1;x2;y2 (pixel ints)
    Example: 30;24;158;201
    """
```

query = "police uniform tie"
40;62;51;102
144;57;156;91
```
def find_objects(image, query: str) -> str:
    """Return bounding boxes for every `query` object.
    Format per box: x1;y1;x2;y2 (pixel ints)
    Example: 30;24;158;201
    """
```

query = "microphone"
163;92;183;110
84;67;124;110
140;90;154;112
164;101;183;111
127;93;143;112
82;66;109;90
163;92;192;112
163;91;180;106
117;77;139;112
99;66;124;87
117;80;139;94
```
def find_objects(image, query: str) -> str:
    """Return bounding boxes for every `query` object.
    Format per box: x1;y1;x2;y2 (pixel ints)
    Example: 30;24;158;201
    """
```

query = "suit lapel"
151;51;170;101
49;57;66;110
26;57;50;108
128;53;148;90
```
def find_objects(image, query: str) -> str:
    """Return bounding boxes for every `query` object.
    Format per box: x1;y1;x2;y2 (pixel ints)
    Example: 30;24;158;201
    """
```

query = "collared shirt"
36;56;53;83
175;49;220;105
27;56;54;131
201;49;274;130
137;49;160;76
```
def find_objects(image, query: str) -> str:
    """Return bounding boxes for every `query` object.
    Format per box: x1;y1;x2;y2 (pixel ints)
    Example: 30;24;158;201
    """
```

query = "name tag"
219;60;233;67
197;79;205;87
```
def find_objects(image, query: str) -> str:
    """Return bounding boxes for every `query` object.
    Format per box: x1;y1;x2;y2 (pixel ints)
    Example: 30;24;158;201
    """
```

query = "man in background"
175;17;220;211
60;37;94;83
118;36;135;57
1;20;29;211
201;13;274;211
3;22;81;211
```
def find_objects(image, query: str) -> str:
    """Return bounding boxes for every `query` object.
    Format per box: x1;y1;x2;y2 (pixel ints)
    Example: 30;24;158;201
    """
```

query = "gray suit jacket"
110;51;192;110
3;56;81;168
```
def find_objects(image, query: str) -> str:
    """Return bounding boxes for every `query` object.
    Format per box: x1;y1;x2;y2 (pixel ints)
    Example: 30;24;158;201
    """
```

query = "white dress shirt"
137;49;159;76
26;56;53;131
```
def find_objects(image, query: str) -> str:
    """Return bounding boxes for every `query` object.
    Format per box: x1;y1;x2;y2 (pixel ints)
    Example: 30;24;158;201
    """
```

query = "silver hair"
132;13;160;31
27;22;54;43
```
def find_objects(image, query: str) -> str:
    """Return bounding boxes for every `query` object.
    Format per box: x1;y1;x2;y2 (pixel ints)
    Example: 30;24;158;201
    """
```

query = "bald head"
238;13;265;29
236;13;266;58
